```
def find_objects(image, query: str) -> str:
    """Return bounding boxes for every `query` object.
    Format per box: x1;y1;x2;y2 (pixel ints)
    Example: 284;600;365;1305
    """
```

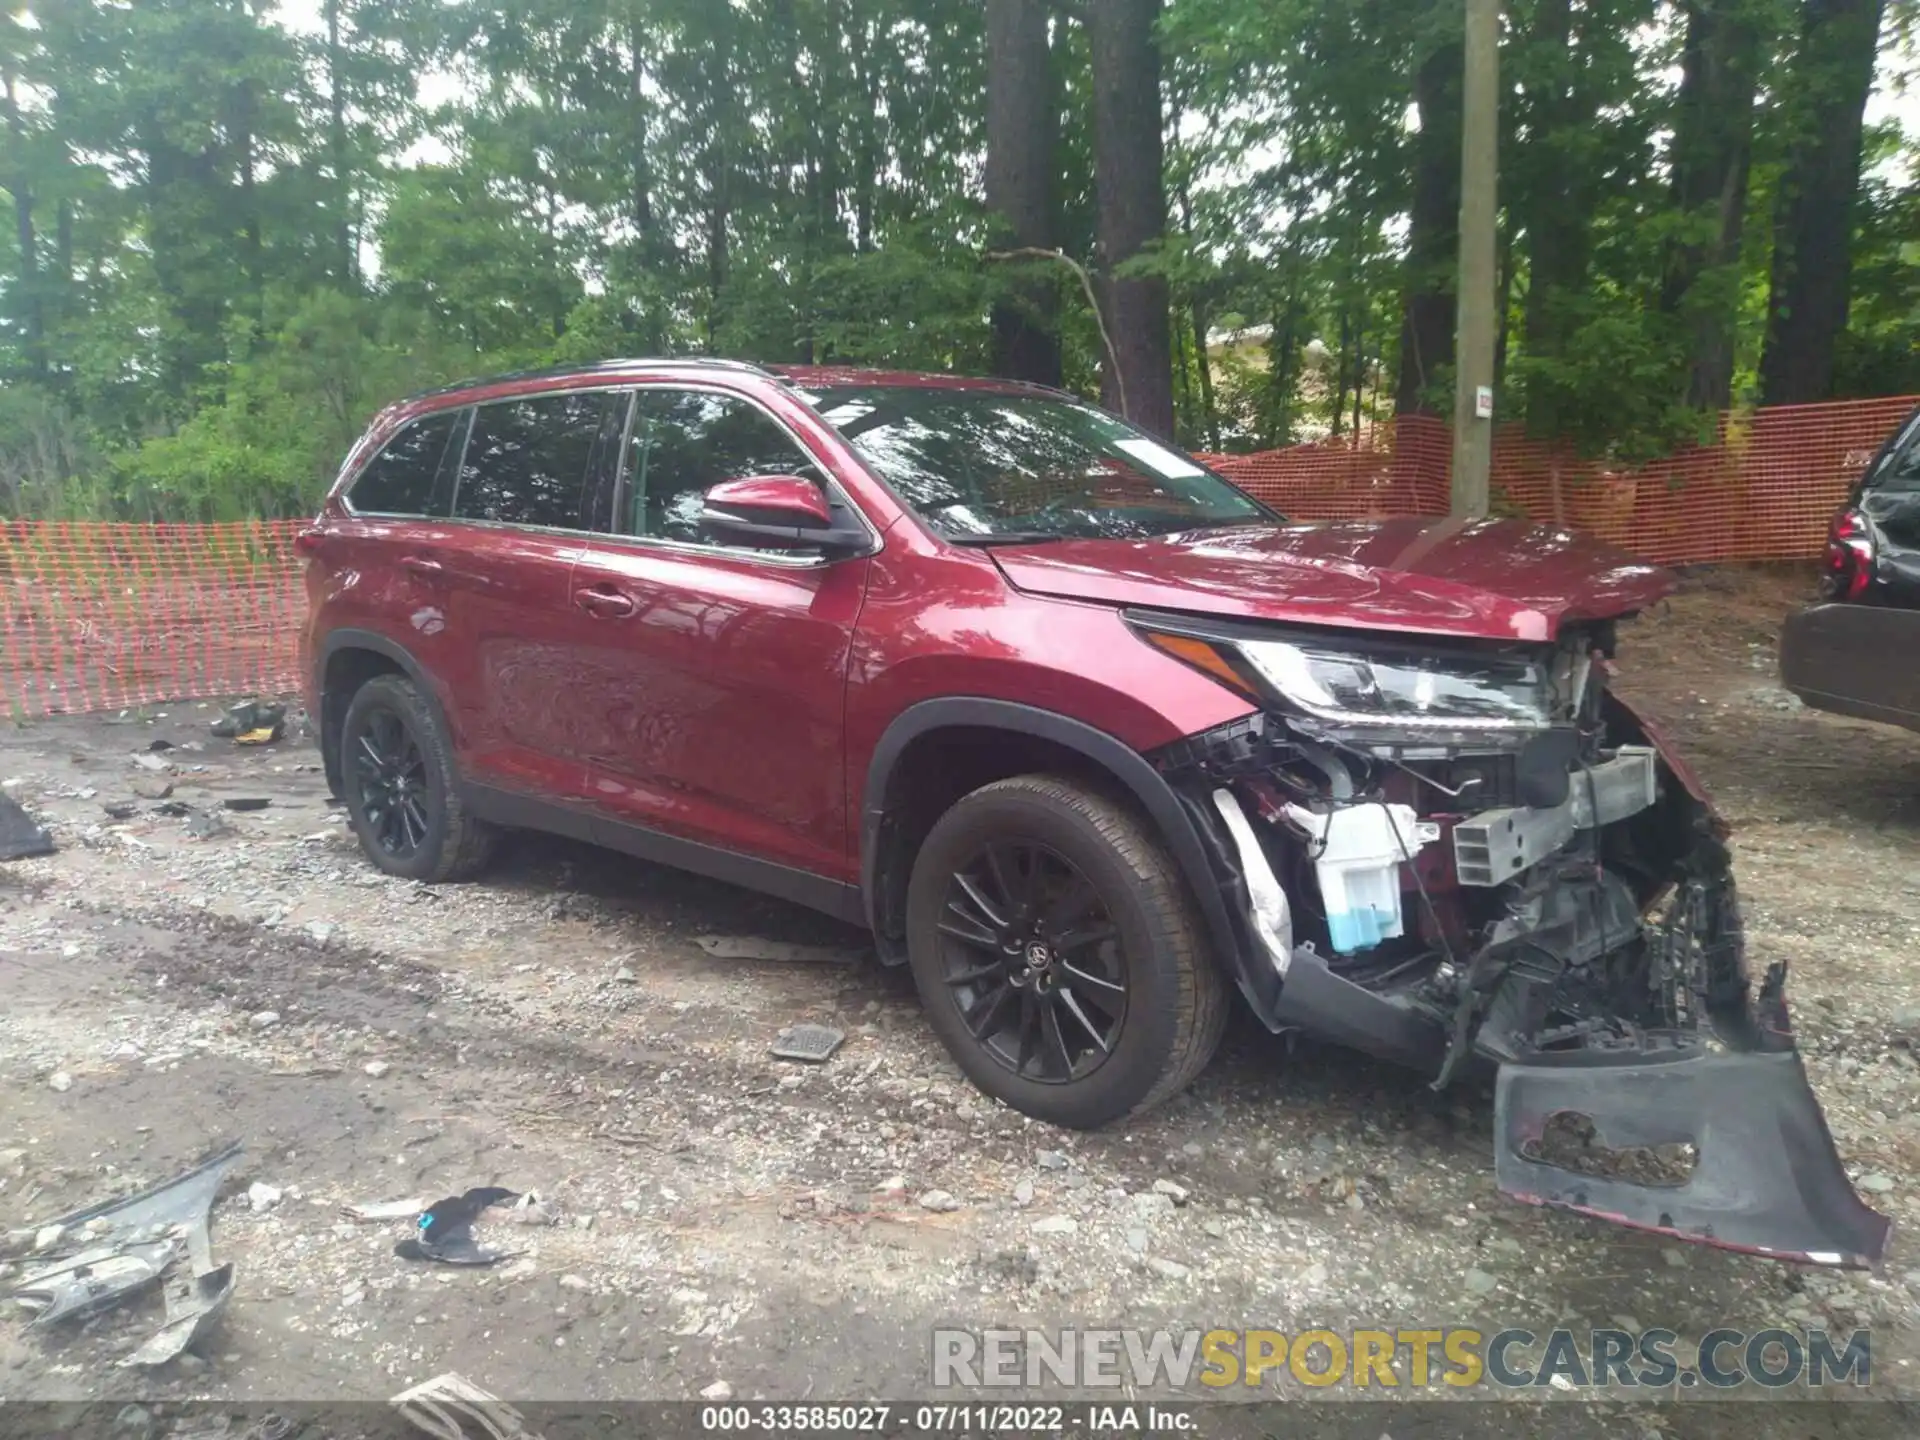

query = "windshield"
794;384;1276;541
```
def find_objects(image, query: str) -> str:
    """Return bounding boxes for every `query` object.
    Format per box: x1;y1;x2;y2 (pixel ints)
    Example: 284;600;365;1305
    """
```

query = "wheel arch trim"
859;697;1276;1020
314;629;457;795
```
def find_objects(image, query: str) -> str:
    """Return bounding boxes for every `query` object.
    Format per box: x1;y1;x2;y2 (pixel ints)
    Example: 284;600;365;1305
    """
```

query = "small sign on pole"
1475;385;1495;420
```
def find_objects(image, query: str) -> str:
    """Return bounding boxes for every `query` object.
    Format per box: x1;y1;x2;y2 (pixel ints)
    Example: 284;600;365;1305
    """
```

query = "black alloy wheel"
936;838;1129;1084
350;705;432;860
903;774;1228;1129
337;673;495;883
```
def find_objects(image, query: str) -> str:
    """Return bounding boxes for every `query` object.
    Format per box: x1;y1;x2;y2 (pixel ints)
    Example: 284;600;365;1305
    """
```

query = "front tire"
339;674;495;883
904;775;1227;1129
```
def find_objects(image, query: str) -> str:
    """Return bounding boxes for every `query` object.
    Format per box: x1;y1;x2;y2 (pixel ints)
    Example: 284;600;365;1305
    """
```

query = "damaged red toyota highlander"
298;360;1889;1269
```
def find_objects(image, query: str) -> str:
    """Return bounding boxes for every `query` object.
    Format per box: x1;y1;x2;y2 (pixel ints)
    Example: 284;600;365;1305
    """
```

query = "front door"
569;385;874;882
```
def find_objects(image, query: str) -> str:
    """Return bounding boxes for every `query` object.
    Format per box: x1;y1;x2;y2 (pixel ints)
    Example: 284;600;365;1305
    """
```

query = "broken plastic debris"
695;935;865;965
5;1141;242;1358
236;729;279;746
0;793;55;862
343;1197;428;1223
395;1187;526;1267
393;1372;547;1440
770;1024;847;1063
121;1262;235;1368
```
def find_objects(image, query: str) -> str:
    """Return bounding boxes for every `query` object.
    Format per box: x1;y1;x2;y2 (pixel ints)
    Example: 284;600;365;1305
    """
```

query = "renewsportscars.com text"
932;1326;1873;1391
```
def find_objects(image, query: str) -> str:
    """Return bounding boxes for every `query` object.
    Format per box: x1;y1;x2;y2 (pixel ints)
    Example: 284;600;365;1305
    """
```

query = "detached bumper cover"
1495;1045;1891;1268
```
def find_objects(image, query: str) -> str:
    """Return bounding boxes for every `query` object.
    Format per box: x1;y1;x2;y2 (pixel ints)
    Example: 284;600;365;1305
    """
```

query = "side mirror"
700;475;870;556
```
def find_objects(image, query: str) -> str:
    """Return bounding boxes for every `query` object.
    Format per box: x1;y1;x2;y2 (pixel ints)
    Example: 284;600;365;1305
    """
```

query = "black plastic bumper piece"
1494;1045;1892;1269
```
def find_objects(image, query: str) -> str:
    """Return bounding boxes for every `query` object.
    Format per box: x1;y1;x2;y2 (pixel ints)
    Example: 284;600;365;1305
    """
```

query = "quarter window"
454;391;612;530
348;410;465;517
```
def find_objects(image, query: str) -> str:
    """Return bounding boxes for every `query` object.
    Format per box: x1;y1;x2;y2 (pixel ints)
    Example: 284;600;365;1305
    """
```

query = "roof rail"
394;355;778;406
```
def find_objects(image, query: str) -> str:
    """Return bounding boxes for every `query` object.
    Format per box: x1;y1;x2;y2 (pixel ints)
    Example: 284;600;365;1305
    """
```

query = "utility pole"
1451;0;1499;516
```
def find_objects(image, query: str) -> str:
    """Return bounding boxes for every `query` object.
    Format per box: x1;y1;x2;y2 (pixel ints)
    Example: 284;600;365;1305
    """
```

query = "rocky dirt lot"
0;566;1917;1437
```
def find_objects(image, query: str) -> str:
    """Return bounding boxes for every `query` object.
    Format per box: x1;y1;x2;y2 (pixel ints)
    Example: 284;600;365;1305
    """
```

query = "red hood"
986;517;1675;642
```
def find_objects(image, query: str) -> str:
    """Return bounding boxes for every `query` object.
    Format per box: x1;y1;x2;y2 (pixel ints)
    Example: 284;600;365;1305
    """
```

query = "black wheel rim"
936;839;1128;1084
349;706;431;859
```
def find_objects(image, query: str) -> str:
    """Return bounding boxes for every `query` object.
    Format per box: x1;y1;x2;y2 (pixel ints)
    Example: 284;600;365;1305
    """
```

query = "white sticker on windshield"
1115;437;1207;480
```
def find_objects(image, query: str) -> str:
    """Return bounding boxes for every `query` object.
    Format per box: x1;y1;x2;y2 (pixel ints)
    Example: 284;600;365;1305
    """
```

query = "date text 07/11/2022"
698;1403;1195;1434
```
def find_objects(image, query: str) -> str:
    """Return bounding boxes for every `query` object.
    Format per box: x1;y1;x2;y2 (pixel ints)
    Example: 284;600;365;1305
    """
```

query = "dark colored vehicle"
298;359;1889;1268
1781;402;1920;731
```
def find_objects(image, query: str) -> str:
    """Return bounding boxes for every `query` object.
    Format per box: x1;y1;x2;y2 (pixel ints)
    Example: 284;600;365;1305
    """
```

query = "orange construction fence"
1202;393;1917;567
0;394;1912;718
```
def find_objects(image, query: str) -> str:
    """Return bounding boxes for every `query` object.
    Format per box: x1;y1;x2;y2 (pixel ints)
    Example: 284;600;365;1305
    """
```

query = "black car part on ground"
1155;626;1892;1268
0;791;55;861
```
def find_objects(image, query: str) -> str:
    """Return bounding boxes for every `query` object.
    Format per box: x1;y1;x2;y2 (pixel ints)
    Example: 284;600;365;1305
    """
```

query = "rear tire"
904;774;1227;1129
339;674;495;883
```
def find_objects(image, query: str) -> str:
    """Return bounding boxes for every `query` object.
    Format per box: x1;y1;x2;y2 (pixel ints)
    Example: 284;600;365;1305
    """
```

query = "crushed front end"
1141;610;1891;1269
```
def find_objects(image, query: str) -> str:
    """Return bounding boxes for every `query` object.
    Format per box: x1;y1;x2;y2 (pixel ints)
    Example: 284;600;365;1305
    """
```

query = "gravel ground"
0;566;1916;1436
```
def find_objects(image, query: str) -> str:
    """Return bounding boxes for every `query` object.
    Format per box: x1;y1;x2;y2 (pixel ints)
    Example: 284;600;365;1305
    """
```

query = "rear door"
568;384;876;882
435;386;626;802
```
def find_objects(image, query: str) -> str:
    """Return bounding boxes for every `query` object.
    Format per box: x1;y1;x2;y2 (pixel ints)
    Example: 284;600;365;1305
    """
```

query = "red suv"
300;359;1887;1266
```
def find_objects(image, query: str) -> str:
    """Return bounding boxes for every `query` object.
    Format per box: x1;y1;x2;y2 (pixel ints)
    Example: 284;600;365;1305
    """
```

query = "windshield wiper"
943;530;1069;547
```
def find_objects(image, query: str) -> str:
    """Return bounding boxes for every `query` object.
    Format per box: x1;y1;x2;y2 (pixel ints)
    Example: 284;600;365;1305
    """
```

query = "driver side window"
624;389;828;548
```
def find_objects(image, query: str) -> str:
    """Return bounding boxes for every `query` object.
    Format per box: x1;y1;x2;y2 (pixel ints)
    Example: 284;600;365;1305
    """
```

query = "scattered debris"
211;701;287;744
396;1187;526;1266
131;777;174;800
770;1023;847;1063
122;1262;235;1368
46;1071;72;1093
153;801;191;819
6;1141;243;1364
697;935;865;965
146;739;174;753
343;1197;428;1223
0;793;55;862
247;1183;283;1212
223;797;273;813
102;802;139;822
393;1372;547;1440
701;1381;735;1403
251;1011;281;1030
364;1060;392;1078
1152;1179;1191;1206
916;1190;961;1213
1031;1216;1079;1236
185;810;234;841
1859;1173;1896;1195
131;754;172;773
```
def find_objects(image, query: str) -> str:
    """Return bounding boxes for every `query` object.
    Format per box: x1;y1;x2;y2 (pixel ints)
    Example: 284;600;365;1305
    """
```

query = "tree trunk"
1395;29;1461;417
1088;0;1174;438
1661;0;1765;411
324;0;354;285
2;66;45;382
1759;0;1887;406
985;0;1062;386
1517;0;1597;397
234;78;262;332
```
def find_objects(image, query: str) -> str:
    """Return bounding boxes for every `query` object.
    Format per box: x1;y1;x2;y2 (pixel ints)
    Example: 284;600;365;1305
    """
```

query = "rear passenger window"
454;391;611;530
349;411;464;516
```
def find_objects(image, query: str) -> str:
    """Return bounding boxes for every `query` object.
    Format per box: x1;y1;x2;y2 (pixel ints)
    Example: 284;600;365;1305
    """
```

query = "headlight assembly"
1135;616;1561;731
